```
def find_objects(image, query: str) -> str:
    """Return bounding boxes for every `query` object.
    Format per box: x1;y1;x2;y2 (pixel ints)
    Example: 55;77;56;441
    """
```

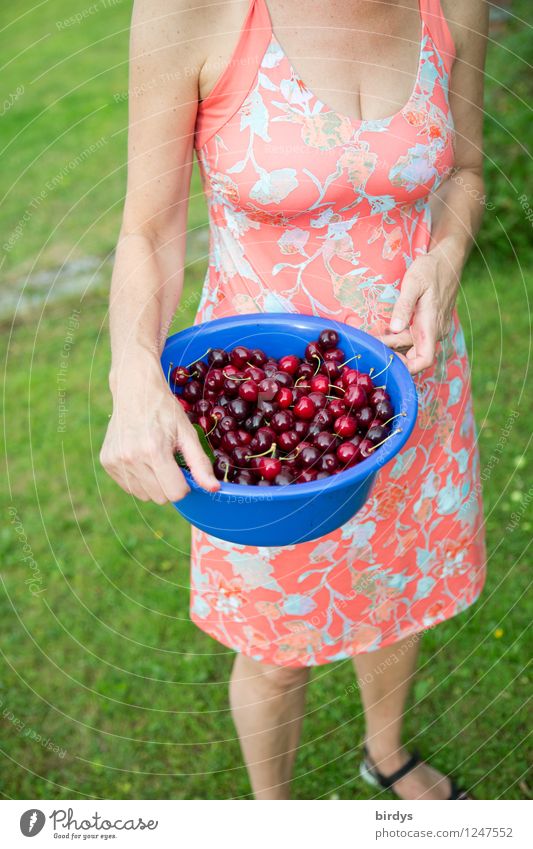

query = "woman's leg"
229;652;310;799
353;632;457;799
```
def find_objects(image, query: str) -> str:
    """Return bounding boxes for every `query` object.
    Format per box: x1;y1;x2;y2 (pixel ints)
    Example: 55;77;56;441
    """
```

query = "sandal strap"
448;778;470;799
363;744;422;788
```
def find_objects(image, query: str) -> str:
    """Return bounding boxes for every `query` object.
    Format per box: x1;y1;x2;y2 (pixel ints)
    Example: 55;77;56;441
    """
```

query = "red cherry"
297;469;318;483
328;399;346;418
298;445;320;469
305;341;322;362
258;378;278;401
310;374;329;394
278;430;299;452
230;346;251;368
357;373;375;393
308;391;327;410
276;387;293;409
318;328;340;350
371;388;390;405
244;365;266;382
357;406;375;431
323;348;344;363
239;380;259;402
334;415;358;438
249;348;268;366
270;410;295;433
274;471;294;486
313;431;338;452
259;457;282;481
197;414;213;433
321;360;341;380
170;365;189;387
236;429;252;446
341;368;360;387
319;453;339;473
313;408;334;429
222;364;240;377
294;396;316;420
294;420;309;439
358;438;374;459
278;355;300;375
344;385;368;411
296;362;315;379
176;396;192;412
374;399;394;421
336;441;359;467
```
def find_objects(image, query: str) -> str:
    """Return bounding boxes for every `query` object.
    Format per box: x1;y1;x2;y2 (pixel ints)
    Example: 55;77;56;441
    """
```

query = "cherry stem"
368;427;402;452
206;416;219;438
223;461;230;483
246;442;277;460
222;369;249;381
328;383;345;393
340;353;361;368
381;411;407;427
369;354;394;379
312;354;322;376
185;348;211;369
166;362;173;386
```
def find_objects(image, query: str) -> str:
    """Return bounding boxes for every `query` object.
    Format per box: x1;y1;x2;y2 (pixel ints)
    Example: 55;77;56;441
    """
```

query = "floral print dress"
187;0;487;666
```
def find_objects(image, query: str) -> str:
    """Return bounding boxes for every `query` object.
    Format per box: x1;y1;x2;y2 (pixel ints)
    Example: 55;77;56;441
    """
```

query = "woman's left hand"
379;245;460;375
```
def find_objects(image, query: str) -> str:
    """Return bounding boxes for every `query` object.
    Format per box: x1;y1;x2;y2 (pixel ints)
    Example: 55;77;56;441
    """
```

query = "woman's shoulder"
440;0;489;58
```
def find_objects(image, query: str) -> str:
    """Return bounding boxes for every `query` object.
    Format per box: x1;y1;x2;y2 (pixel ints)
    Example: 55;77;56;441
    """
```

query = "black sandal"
359;743;472;800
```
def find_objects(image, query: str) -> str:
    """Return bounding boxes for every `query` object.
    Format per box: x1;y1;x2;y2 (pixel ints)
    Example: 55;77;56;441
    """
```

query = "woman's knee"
231;652;310;696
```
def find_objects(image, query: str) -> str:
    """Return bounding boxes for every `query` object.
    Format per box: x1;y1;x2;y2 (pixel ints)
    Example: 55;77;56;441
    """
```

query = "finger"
379;329;414;350
389;273;423;333
178;427;220;492
149;455;192;503
120;465;152;502
404;296;437;375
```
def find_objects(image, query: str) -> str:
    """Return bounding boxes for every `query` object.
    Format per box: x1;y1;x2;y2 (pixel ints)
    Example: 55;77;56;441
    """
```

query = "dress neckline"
258;0;425;127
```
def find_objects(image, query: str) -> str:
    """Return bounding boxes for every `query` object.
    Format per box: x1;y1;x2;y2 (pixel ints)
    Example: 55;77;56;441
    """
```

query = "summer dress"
187;0;487;666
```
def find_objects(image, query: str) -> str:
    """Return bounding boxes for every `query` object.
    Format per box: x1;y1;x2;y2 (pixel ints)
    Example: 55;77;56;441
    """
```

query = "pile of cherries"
169;329;400;486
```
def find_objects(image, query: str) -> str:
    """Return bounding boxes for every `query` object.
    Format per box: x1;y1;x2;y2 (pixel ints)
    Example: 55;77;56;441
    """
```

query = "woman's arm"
381;0;490;374
100;0;220;502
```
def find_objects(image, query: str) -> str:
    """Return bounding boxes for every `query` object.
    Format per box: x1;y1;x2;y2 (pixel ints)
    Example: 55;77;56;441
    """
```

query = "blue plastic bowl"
161;313;418;546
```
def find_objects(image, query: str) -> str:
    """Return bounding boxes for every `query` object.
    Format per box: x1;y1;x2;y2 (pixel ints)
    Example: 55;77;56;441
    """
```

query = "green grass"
1;0;531;801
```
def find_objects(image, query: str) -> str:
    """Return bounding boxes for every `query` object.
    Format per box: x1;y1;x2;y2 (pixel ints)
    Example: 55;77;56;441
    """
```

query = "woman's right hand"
99;360;220;504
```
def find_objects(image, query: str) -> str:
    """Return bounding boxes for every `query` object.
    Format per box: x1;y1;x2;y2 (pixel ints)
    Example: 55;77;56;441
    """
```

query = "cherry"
297;362;315;379
310;374;329;394
213;452;232;480
259;457;282;481
294;396;316;420
293;379;312;394
294;420;309;439
170;365;189;387
196;414;212;433
207;348;228;368
256;478;273;486
336;441;359;468
298;445;320;469
298;469;318;483
371;388;390;405
273;371;293;388
271;410;295;433
328;399;346;418
321;360;341;380
221;431;240;453
357;406;375;431
318;328;340;350
186;410;198;423
323;348;344;363
334;415;358;438
227;398;249;421
205;368;225;392
236;429;252;446
218;415;237;434
308;391;327;410
305;341;322;363
249;348;268;366
374;399;394;421
257;399;278;419
258;378;278;401
366;423;388;445
239;380;259;403
313;431;339;452
223;377;240;398
195;399;212;415
230;346;250;368
344;385;368;411
274;471;294;486
232;446;251;467
249;428;274;453
183;380;202;402
319;453;339;473
243;412;264;433
357;373;375;393
276;387;293;409
176;396;192;412
190;360;208;380
358;438;374;459
313;408;334;428
278;355;300;375
244;365;265;382
278;430;299;452
234;470;257;485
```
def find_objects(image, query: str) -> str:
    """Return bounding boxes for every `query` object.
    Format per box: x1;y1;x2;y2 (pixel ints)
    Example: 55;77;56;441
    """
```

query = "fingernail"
390;319;403;332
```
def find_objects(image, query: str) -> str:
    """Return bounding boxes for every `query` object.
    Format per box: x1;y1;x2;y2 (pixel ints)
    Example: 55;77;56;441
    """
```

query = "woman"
100;0;489;800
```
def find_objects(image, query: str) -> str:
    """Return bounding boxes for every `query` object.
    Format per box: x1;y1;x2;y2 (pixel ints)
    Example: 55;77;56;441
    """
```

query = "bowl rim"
162;313;418;500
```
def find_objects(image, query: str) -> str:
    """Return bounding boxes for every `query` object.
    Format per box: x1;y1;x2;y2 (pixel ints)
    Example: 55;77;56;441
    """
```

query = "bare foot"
364;743;470;800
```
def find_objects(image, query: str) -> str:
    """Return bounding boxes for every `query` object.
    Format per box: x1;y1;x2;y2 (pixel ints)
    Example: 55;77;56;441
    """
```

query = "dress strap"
419;0;456;68
195;0;273;149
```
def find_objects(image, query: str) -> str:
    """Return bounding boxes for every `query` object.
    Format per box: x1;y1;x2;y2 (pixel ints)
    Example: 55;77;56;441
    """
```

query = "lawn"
1;1;531;801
